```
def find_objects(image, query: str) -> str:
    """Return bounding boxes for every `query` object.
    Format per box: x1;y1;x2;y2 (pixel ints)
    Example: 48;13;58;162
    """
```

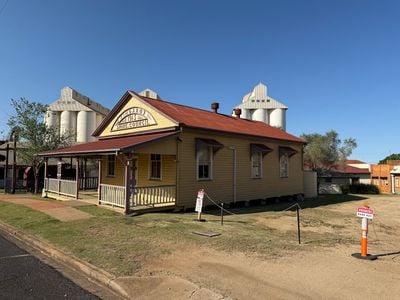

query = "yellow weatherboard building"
40;88;306;214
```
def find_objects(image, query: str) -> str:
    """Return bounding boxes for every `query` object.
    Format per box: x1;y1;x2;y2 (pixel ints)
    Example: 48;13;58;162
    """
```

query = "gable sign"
111;107;157;131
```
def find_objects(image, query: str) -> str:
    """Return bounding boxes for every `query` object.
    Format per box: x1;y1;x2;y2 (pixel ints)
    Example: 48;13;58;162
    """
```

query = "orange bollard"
352;206;377;260
361;217;368;257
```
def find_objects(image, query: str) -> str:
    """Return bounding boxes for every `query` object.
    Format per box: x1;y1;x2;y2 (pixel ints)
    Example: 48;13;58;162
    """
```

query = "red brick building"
371;160;400;194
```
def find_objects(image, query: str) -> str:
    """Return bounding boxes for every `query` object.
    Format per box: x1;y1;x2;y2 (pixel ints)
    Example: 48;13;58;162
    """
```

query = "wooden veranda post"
5;143;9;193
75;158;80;200
43;158;48;192
83;158;87;190
57;158;62;195
124;154;133;214
97;158;102;204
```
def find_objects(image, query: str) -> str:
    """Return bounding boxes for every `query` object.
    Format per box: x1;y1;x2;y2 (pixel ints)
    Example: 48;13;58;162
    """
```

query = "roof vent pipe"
211;102;219;113
233;108;242;118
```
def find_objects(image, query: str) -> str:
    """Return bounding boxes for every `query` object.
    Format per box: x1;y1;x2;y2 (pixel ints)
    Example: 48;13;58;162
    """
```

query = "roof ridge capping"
136;92;275;121
136;91;305;144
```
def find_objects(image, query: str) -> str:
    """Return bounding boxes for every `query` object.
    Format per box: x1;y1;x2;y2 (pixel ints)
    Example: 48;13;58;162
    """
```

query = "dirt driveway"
133;195;400;299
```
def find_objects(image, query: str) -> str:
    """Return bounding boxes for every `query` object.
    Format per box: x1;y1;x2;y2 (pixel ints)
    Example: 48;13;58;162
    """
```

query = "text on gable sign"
111;107;157;131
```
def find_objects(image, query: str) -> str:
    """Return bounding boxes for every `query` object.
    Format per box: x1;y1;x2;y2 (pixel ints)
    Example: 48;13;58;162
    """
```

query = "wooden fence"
131;185;176;207
45;178;77;197
98;184;126;208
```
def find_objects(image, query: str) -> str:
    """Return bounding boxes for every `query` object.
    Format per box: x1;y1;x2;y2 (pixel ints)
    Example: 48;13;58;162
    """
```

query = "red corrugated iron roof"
345;159;366;164
332;164;370;174
303;164;370;174
138;94;304;143
38;131;177;156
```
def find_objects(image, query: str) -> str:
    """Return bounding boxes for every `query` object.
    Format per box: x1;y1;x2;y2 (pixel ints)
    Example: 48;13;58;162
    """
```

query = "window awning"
279;146;297;157
195;138;224;155
250;143;273;158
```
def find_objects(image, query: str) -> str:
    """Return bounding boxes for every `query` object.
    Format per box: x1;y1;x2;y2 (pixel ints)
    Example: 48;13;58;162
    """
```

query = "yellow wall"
176;130;304;208
99;95;177;138
135;138;176;155
100;151;177;187
101;154;125;186
137;154;176;187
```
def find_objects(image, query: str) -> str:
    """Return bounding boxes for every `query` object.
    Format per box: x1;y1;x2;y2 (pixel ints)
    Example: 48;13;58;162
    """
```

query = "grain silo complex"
45;87;110;143
233;83;288;131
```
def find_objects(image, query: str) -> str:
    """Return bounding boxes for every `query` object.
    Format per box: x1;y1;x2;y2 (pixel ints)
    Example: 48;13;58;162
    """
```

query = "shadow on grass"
204;194;369;216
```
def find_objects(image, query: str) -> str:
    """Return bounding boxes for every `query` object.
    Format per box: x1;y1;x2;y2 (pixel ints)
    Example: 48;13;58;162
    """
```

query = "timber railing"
45;178;77;197
130;185;176;207
61;176;98;190
97;184;176;209
98;184;126;208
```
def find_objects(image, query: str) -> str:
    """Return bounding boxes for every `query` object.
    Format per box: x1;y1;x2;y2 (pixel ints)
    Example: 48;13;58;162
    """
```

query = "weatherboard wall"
176;130;304;208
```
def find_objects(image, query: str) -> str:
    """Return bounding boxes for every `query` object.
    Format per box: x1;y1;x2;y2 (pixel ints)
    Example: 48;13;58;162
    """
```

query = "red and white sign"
356;207;374;219
195;190;204;212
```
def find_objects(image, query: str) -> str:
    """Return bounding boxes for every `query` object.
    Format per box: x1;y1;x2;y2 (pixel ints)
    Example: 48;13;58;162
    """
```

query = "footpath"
0;193;226;300
0;193;92;221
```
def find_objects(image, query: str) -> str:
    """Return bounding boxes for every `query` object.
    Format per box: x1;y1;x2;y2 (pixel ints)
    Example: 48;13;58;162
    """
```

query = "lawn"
0;194;365;276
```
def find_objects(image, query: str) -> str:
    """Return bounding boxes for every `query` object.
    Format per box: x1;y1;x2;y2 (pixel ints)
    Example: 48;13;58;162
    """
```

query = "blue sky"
0;0;399;163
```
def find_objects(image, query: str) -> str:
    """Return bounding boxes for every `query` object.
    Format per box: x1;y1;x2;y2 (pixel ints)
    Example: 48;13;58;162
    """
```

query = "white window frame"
251;151;263;178
279;153;289;178
149;154;162;180
197;145;213;180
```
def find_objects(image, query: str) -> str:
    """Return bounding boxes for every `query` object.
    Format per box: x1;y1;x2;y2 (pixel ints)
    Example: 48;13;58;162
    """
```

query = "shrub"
349;183;379;194
341;185;350;194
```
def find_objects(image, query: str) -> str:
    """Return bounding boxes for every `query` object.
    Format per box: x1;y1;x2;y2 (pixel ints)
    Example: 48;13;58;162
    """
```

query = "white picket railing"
45;178;77;197
45;180;176;211
131;185;176;207
99;184;126;208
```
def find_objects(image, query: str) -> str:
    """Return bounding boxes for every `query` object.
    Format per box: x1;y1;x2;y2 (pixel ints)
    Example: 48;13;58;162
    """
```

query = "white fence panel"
131;185;176;207
99;184;125;208
45;178;76;197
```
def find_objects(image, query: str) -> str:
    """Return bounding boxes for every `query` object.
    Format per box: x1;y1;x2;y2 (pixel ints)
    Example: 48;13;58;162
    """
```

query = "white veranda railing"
45;178;77;197
99;184;126;208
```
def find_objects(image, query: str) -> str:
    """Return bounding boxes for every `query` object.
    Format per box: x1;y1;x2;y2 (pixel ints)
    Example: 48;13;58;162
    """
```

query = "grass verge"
0;195;364;276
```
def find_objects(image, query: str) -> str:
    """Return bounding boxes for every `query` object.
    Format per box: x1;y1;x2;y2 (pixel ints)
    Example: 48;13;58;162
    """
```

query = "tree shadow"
203;194;369;216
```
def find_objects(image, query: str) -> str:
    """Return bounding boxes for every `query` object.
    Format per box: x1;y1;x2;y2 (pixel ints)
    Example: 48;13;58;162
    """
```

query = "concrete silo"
77;111;96;143
232;83;288;131
45;87;110;143
44;110;59;129
60;110;77;137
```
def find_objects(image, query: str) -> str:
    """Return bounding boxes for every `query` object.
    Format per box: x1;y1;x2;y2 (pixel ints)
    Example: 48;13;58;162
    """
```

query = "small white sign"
195;190;204;212
356;207;374;219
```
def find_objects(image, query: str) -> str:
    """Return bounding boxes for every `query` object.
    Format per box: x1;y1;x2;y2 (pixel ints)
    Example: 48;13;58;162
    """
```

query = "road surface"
0;233;99;299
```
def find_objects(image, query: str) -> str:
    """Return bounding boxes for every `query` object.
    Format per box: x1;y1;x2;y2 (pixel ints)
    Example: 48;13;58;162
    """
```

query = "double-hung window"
195;138;223;180
250;143;271;178
279;146;297;178
251;151;263;178
107;155;116;177
279;153;289;178
150;154;161;180
197;145;212;180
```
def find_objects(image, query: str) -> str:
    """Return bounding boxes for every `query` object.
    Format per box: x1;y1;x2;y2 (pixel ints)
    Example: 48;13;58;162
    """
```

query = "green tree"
301;130;357;173
378;153;400;164
7;98;71;193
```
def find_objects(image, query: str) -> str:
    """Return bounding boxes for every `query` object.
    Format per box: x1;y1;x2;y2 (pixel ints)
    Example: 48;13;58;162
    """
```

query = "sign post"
195;189;205;222
352;206;377;260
